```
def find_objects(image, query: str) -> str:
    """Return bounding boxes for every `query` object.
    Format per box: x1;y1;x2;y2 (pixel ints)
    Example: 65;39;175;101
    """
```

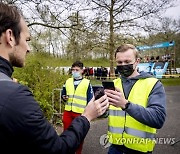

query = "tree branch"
27;22;77;29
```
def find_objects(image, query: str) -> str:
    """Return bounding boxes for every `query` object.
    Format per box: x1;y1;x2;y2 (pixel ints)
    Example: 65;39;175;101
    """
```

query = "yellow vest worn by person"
65;78;90;114
108;77;158;153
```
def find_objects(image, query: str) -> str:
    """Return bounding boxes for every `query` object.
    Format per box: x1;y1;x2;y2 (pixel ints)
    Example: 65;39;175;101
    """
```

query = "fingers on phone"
101;98;109;109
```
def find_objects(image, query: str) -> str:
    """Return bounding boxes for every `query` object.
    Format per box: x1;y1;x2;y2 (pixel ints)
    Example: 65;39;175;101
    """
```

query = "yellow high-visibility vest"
108;77;158;152
65;78;90;113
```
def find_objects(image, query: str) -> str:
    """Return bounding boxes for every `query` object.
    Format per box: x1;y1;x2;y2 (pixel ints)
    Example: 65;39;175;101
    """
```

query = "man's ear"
5;29;15;47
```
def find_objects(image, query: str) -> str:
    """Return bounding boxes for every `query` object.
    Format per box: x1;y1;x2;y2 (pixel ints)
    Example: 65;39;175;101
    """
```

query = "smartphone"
94;87;104;100
102;81;115;90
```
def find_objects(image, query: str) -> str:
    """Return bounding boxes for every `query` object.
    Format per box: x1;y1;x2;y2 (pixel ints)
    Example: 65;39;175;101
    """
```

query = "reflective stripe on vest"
109;109;126;116
68;95;87;101
66;102;86;108
108;77;158;153
65;78;89;113
108;126;155;139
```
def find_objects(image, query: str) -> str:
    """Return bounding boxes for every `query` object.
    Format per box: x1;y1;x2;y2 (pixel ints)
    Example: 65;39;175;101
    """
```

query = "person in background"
61;61;94;154
0;2;109;154
105;44;166;154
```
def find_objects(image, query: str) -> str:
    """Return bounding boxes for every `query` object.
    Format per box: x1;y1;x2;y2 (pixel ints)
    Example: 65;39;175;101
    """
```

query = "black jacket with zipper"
0;56;90;154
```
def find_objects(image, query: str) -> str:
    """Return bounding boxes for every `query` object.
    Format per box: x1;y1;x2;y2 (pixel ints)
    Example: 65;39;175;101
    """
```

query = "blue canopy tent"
136;41;175;51
136;41;175;78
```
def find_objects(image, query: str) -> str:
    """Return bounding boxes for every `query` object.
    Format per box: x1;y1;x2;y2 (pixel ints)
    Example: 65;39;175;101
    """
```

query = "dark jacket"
0;56;90;154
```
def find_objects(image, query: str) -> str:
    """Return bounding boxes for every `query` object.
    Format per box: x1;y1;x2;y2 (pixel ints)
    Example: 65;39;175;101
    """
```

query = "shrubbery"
13;53;70;121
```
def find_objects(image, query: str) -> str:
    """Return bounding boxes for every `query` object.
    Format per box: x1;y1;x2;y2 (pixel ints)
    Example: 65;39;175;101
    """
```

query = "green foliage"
90;78;180;87
11;52;109;122
13;53;69;120
82;58;109;67
26;52;110;68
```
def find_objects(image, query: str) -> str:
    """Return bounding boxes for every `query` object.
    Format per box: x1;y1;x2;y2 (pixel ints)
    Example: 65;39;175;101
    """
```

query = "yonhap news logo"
99;134;176;148
99;134;111;148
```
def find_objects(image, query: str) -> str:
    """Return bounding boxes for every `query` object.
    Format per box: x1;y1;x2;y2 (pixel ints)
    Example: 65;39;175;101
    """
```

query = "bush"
13;53;69;120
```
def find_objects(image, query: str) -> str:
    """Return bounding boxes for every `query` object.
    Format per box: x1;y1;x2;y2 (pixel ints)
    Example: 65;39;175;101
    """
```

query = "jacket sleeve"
6;85;90;154
126;81;166;129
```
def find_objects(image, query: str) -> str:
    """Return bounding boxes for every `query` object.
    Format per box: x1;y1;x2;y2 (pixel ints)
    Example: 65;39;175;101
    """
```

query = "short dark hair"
115;44;139;59
72;61;83;69
0;2;22;44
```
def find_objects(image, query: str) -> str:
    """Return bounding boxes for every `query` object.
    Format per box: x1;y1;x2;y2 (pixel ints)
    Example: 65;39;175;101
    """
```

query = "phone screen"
94;87;104;100
102;81;115;90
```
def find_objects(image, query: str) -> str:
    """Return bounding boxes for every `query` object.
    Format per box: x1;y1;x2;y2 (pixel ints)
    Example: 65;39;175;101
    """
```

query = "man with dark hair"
105;44;166;154
72;61;84;69
0;2;109;154
61;60;94;154
0;3;22;44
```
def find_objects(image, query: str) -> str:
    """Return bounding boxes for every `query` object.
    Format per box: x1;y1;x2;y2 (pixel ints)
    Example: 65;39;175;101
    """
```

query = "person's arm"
126;81;166;129
7;85;109;153
87;83;94;103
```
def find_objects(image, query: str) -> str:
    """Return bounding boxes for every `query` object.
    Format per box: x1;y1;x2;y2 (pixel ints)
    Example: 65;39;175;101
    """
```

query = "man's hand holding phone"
103;83;128;109
94;87;109;118
82;95;109;122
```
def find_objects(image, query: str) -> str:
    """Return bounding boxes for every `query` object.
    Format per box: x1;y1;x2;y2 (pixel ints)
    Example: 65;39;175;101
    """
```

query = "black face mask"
116;64;134;77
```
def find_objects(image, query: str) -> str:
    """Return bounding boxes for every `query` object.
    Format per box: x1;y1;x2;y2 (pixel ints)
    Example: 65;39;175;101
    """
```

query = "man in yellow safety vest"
62;61;94;154
105;44;166;154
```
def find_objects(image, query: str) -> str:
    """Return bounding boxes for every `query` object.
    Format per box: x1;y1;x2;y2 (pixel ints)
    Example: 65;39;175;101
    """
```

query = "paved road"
82;86;180;154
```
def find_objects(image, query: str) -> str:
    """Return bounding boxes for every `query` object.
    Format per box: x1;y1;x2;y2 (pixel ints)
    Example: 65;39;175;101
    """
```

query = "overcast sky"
164;0;180;19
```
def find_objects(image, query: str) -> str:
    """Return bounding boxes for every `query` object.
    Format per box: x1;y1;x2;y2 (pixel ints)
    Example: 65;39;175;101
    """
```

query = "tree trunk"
109;0;115;78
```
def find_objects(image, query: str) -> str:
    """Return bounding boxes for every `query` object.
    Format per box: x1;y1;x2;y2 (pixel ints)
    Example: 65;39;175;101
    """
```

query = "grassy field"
27;53;180;87
160;78;180;86
89;77;180;87
28;53;110;67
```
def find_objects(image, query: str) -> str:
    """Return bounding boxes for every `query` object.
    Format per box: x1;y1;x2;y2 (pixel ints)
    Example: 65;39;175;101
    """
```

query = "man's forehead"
116;49;135;58
20;18;30;35
116;53;134;59
72;66;81;69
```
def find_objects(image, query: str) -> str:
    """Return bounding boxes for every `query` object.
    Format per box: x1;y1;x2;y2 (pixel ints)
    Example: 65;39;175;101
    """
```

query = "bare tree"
87;0;174;76
1;0;176;64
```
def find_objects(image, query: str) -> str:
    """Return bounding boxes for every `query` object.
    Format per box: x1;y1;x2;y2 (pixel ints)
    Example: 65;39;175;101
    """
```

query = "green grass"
28;52;110;67
90;78;102;86
160;78;180;86
82;58;110;67
89;77;180;87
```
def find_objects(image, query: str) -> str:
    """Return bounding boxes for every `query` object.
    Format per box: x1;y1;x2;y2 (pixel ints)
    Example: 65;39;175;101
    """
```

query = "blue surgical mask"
72;71;81;79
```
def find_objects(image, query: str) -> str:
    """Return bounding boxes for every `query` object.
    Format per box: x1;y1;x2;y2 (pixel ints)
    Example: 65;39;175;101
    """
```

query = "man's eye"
26;38;31;42
125;61;131;64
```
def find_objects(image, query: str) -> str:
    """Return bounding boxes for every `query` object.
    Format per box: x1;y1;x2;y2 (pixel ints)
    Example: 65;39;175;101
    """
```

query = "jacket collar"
0;56;14;77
